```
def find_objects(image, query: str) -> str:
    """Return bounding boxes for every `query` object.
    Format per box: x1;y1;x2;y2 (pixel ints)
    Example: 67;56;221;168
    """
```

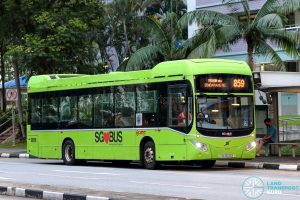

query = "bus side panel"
39;131;62;159
27;127;39;157
72;129;139;161
138;128;187;161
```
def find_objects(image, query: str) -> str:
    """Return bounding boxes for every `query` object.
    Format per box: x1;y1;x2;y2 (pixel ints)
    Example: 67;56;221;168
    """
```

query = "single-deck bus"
27;59;256;169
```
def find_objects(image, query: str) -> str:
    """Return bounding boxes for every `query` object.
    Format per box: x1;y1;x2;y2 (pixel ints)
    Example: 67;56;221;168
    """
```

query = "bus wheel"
143;141;157;170
62;140;76;165
199;160;216;168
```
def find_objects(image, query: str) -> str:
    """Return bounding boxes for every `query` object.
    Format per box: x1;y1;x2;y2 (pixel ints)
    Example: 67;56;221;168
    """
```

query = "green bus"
27;59;256;169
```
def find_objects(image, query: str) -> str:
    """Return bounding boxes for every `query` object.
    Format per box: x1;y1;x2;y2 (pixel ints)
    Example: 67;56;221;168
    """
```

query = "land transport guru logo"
95;131;122;144
242;176;299;199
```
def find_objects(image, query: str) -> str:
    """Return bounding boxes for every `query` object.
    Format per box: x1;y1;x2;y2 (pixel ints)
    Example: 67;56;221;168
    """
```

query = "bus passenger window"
59;96;77;129
168;85;188;127
136;84;158;127
42;97;58;129
30;98;42;129
94;88;114;128
78;95;93;128
115;86;135;127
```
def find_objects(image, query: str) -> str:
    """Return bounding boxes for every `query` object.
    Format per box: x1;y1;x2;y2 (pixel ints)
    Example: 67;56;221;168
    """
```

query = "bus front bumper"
187;139;256;160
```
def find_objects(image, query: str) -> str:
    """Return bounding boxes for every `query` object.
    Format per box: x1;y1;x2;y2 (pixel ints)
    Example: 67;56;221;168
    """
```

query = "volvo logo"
224;140;231;146
222;131;232;136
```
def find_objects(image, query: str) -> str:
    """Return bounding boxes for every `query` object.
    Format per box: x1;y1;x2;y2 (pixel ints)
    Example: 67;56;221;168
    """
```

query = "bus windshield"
196;96;254;130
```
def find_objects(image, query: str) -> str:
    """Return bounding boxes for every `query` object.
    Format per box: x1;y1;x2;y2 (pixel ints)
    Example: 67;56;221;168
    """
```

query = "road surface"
0;158;299;200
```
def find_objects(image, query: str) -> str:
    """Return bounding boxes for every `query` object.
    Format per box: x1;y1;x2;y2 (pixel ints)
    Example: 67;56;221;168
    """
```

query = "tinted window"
136;84;158;127
94;87;114;128
42;96;58;129
78;94;93;128
115;85;136;127
59;96;78;129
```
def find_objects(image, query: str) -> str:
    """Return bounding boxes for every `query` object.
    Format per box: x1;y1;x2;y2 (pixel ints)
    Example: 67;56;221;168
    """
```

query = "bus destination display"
196;74;252;93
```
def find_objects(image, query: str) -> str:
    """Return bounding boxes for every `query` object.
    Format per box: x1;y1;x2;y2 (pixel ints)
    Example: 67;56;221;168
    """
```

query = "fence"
279;117;300;142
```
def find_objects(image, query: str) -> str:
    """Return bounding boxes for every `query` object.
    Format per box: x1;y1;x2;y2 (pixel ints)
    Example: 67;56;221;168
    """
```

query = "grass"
0;140;26;149
281;145;300;156
279;115;300;126
261;144;300;156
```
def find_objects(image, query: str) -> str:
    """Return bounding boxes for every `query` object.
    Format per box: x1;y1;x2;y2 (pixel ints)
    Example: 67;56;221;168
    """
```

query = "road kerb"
0;186;110;200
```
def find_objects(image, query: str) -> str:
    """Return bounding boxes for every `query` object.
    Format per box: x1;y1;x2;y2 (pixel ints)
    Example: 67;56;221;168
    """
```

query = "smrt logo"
95;131;123;144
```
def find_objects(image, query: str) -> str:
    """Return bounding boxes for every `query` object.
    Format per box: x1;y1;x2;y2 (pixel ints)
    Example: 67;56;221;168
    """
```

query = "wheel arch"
139;136;154;161
61;137;74;158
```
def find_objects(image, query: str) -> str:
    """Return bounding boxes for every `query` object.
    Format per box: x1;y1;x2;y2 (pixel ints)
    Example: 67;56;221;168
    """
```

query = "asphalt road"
0;158;300;200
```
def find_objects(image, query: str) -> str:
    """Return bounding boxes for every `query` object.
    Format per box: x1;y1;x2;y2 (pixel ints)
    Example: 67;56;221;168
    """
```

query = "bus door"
168;84;192;133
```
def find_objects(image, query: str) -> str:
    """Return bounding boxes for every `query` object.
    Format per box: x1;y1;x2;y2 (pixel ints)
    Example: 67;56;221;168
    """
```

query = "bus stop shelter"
253;71;300;143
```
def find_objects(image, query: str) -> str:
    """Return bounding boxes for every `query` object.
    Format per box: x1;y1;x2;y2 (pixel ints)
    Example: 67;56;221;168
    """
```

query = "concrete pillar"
271;92;279;155
295;11;300;26
298;93;300;115
278;92;282;116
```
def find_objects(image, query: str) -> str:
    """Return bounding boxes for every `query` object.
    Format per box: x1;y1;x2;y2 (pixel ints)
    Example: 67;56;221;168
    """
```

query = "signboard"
196;74;252;93
6;89;18;101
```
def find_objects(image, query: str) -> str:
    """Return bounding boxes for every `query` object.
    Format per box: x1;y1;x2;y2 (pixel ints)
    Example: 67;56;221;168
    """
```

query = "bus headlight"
191;140;208;152
246;140;256;151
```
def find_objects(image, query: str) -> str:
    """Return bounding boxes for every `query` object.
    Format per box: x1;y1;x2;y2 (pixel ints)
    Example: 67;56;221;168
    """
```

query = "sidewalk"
0;148;26;154
1;148;299;170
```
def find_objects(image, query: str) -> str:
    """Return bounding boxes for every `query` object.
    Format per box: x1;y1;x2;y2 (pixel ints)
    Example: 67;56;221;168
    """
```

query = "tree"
7;0;106;75
179;0;300;70
123;12;188;71
123;0;187;70
1;0;106;137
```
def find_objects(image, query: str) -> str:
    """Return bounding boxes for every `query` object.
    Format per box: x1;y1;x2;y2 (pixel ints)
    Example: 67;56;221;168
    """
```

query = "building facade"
187;0;300;116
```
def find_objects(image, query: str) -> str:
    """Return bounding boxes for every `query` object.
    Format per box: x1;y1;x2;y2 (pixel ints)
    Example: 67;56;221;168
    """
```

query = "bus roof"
28;59;251;93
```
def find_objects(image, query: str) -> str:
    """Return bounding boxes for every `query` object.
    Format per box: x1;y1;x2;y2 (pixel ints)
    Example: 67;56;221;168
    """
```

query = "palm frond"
260;28;300;44
187;28;216;58
255;40;285;71
254;0;281;23
278;0;300;16
140;16;170;48
223;0;250;22
178;9;240;29
255;13;285;29
125;45;161;71
215;25;242;47
141;0;161;10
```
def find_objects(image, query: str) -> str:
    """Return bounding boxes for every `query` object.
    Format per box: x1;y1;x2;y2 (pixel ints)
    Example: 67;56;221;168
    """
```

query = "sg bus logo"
95;131;123;144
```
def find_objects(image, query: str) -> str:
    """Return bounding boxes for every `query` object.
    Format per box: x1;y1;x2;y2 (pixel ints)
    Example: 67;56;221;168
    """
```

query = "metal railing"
279;117;300;142
0;110;17;145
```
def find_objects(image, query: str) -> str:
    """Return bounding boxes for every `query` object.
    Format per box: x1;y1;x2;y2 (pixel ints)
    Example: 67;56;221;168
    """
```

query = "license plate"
220;154;235;158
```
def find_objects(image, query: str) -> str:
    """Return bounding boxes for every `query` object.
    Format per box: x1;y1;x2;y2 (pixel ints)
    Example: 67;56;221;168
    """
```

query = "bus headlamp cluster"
246;140;257;151
191;140;208;152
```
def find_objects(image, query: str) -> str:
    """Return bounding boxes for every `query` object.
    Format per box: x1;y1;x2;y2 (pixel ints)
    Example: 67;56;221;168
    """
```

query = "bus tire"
199;160;216;168
62;140;76;165
142;141;158;170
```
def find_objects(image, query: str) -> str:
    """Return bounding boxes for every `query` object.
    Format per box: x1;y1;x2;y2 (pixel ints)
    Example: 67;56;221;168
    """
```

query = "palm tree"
179;0;300;70
123;12;188;71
